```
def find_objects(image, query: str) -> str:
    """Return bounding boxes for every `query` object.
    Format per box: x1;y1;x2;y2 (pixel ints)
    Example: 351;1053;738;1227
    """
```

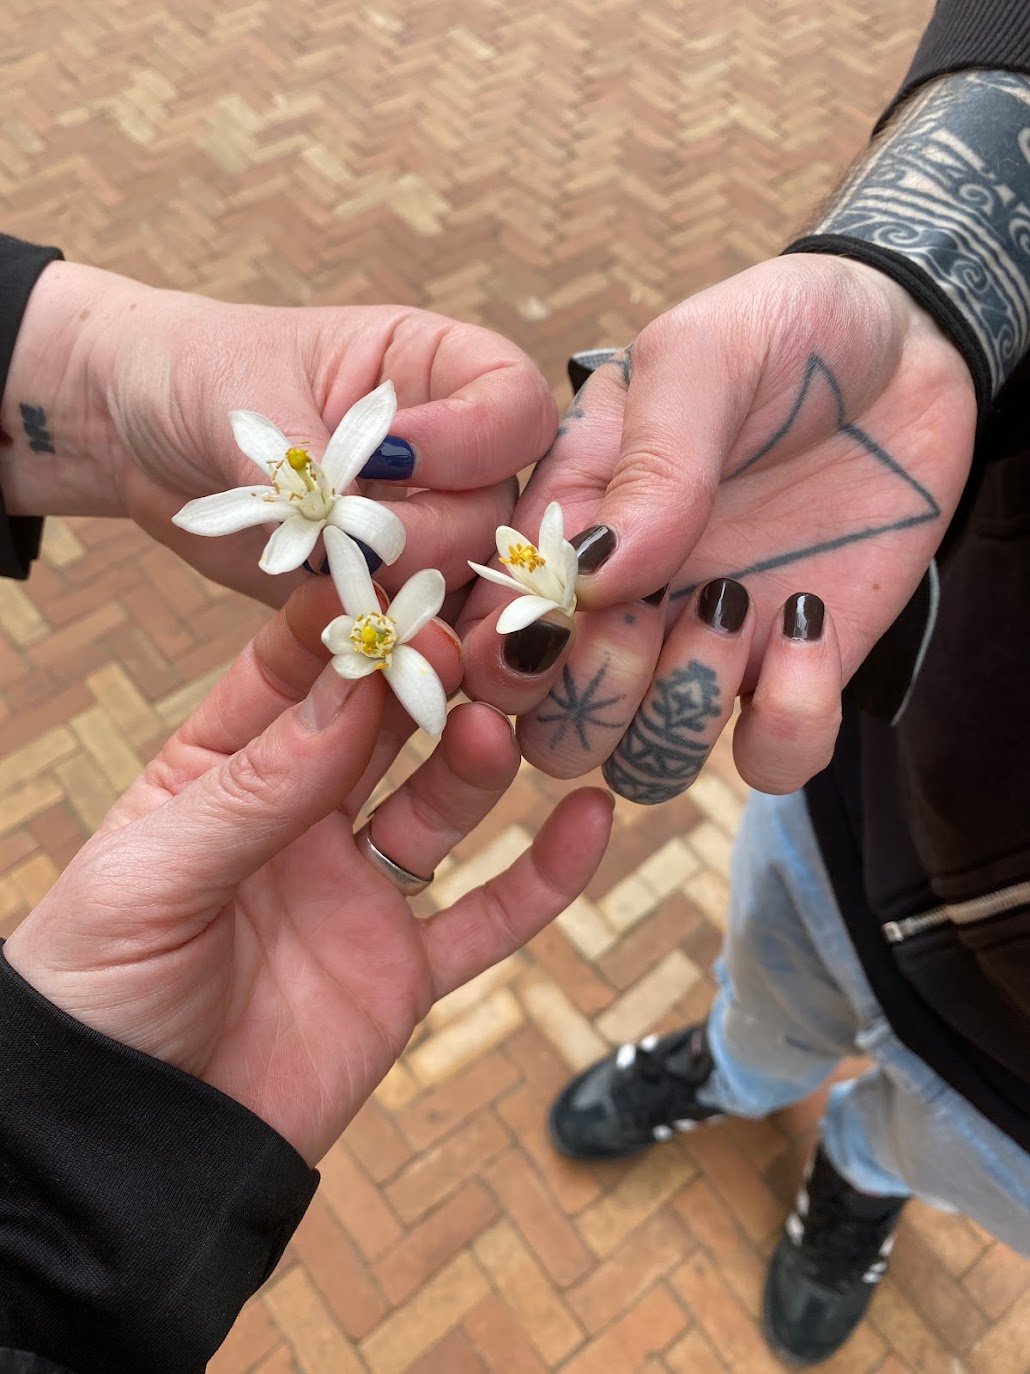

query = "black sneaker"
762;1145;907;1366
548;1023;723;1160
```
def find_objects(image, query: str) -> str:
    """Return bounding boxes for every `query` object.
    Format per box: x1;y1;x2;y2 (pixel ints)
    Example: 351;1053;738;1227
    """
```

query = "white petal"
323;527;379;616
390;569;446;642
321;380;397;490
258;513;324;574
537;502;566;564
329;495;406;564
386;644;447;736
229;411;291;474
467;561;528;596
172;486;289;535
321;614;356;655
331;652;380;680
562;542;579;594
494;523;531;563
496;595;561;634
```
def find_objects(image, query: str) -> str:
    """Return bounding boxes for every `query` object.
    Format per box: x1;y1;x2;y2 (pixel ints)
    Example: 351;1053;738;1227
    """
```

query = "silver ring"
355;821;434;897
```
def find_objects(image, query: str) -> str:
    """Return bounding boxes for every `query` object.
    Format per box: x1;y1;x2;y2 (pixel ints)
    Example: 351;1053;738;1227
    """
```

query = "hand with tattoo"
459;69;1030;799
0;265;555;605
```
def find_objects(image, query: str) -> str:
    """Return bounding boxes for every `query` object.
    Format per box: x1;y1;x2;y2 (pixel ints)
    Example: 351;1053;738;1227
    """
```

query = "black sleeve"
880;0;1030;129
0;234;63;581
0;945;319;1374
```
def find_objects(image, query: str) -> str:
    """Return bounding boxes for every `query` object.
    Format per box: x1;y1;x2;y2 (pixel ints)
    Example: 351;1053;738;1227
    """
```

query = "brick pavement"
1;0;1028;1370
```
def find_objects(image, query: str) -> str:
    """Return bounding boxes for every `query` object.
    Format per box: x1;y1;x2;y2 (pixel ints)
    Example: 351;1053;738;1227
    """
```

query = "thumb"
574;313;757;608
137;665;386;906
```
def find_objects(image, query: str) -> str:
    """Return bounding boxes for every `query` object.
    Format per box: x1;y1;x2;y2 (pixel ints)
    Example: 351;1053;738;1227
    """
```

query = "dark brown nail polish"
503;620;571;675
698;578;749;634
570;524;618;574
783;592;825;641
640;584;669;607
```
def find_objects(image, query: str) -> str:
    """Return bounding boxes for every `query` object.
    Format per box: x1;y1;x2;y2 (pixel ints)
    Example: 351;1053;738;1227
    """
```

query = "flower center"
502;542;546;573
350;613;398;667
282;446;319;492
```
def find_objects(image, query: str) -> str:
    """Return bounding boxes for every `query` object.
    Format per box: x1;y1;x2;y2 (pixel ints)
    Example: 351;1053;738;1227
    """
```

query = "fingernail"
503;620;571;675
305;548;383;577
356;539;382;575
570;524;618;574
698;578;749;634
783;592;825;641
640;583;669;607
298;664;352;731
359;434;416;482
567;349;620;394
477;701;518;740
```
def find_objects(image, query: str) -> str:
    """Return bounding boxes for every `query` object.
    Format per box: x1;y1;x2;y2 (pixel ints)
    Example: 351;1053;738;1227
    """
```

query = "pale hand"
0;261;557;604
3;578;612;1166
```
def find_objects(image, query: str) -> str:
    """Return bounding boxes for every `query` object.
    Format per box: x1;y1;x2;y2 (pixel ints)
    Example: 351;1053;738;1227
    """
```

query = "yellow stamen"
282;446;318;492
502;542;546;573
350;612;398;662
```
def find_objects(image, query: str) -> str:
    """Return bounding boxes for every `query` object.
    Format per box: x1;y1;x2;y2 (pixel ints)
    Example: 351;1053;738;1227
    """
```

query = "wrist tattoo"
19;403;55;454
812;71;1030;395
603;660;720;804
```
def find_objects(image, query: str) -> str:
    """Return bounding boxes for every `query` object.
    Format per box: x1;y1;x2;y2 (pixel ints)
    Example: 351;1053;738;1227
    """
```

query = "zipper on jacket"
882;878;1030;945
883;909;949;944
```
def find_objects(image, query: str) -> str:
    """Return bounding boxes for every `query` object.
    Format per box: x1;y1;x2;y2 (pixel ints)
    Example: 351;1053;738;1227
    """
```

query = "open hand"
462;255;976;795
3;578;612;1165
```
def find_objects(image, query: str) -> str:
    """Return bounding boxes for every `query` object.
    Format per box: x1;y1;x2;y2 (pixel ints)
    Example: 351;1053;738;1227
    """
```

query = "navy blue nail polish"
356;540;382;574
306;544;381;576
359;435;416;482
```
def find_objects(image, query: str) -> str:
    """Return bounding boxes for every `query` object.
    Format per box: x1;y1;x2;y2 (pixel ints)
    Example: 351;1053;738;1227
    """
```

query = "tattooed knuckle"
600;660;721;804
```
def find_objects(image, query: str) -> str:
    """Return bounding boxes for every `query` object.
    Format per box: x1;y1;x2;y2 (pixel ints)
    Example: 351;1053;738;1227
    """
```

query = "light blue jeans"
697;789;1030;1256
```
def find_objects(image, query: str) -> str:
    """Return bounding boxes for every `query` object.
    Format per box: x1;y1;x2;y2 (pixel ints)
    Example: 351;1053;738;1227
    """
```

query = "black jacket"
1;2;1028;1369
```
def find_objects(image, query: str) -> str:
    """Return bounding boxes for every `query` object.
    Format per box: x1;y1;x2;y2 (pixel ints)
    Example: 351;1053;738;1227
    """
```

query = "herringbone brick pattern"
1;1;1028;1371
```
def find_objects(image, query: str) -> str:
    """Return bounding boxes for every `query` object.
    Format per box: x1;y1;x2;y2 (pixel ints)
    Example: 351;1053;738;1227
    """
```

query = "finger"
456;358;629;644
362;702;519;879
366;480;519;590
421;788;614;999
170;575;462;789
515;595;668;779
462;605;576;718
345;618;464;815
376;329;558;489
603;578;754;803
732;593;843;794
131;664;389;908
574;309;759;608
173;577;343;763
324;316;556;490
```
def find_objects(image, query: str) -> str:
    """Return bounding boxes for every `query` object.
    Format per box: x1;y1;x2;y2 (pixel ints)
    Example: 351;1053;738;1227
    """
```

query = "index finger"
456;351;629;655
